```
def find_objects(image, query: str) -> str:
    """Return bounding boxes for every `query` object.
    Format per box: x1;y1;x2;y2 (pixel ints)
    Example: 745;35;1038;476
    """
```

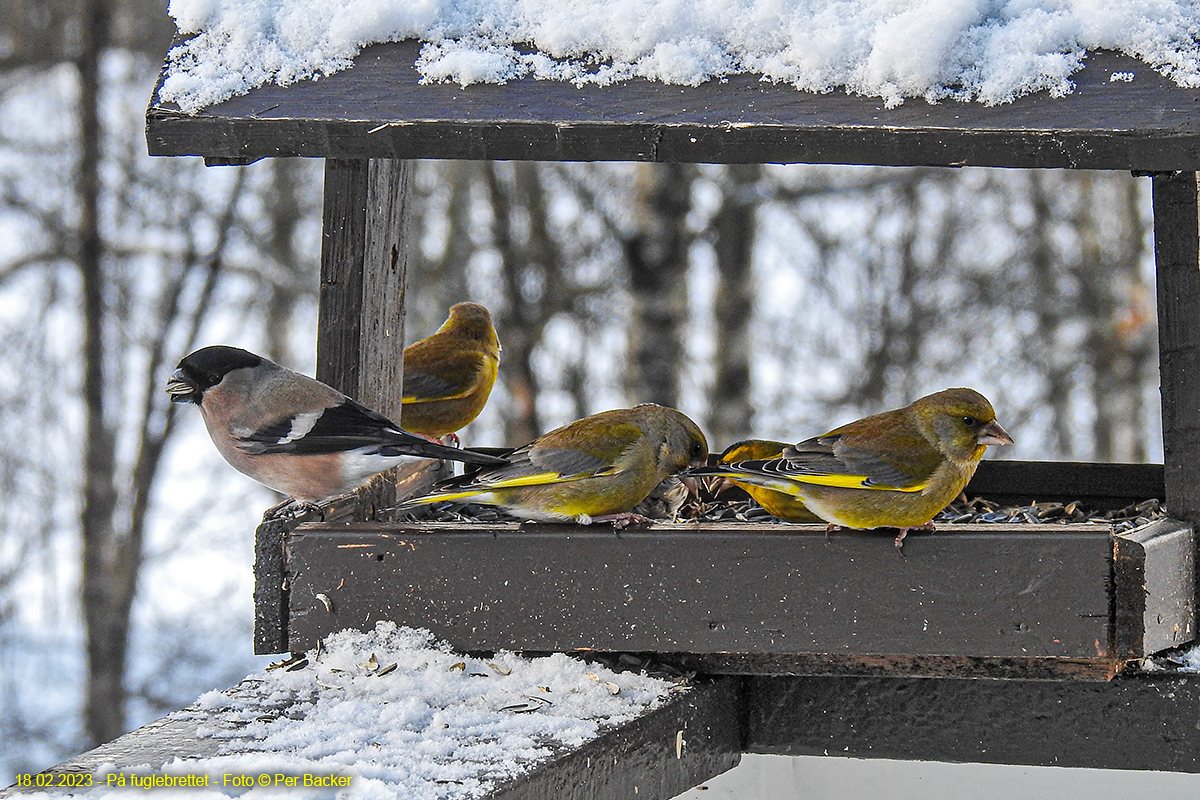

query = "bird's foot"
824;522;844;543
266;498;324;522
893;521;936;555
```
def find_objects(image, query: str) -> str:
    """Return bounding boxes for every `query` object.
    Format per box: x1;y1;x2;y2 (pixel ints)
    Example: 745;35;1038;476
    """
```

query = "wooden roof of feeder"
37;39;1196;799
148;44;1200;169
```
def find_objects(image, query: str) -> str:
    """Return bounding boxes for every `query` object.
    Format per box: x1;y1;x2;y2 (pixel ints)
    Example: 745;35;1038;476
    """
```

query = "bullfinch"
395;404;709;525
401;302;500;437
688;388;1012;549
166;345;506;505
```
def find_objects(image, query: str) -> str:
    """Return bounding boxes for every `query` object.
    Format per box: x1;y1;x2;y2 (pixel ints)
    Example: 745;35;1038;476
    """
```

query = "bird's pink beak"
977;421;1014;447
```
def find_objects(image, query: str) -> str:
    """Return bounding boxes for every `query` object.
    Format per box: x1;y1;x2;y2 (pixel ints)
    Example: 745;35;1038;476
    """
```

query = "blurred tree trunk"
1081;174;1155;462
263;160;305;366
624;163;692;408
485;163;546;444
436;161;479;306
76;3;245;743
1114;176;1155;462
855;175;922;406
1028;171;1074;456
77;0;126;748
844;170;951;410
1;0;172;69
708;164;760;445
408;161;477;336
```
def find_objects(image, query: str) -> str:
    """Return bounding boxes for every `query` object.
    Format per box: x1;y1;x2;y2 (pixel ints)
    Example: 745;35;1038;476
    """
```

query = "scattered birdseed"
390;489;1166;534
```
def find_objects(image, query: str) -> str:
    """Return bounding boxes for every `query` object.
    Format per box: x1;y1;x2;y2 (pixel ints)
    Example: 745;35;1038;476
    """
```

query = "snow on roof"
27;623;680;799
158;0;1200;114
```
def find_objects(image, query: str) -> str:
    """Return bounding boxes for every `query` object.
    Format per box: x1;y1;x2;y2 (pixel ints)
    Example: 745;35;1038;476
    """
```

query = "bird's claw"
893;521;936;556
266;499;324;522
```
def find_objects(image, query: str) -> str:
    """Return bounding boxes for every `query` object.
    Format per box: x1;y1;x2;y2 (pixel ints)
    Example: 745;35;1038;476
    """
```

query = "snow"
20;622;680;799
1145;640;1200;673
159;0;1200;114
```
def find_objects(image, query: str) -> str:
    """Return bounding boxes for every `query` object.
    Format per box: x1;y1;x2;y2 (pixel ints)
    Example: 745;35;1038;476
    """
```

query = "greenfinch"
717;440;822;523
689;388;1013;549
400;302;500;437
396;404;709;525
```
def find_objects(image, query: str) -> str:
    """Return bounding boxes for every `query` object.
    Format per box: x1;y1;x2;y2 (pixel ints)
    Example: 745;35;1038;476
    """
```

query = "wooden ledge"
270;517;1193;681
147;42;1200;170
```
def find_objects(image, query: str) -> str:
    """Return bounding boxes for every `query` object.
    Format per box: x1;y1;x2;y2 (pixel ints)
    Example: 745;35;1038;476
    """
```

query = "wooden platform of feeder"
279;518;1190;681
251;460;1194;682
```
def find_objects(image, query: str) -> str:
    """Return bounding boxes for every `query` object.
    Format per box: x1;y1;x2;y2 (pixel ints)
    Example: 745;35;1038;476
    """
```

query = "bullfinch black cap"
167;345;264;403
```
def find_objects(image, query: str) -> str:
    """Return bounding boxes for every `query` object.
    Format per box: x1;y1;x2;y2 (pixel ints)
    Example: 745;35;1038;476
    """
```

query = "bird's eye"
691;442;705;457
962;415;977;427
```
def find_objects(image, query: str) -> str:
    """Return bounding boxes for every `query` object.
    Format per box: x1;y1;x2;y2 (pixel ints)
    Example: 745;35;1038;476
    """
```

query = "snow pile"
159;0;1200;114
33;623;680;798
1142;641;1200;675
1166;642;1200;672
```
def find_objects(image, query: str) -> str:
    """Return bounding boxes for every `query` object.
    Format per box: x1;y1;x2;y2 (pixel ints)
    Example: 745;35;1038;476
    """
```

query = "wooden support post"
1153;171;1200;627
317;158;410;411
316;157;411;515
1154;171;1200;523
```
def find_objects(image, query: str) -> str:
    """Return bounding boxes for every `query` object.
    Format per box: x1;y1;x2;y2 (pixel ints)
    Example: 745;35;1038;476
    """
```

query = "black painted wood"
1154;174;1200;524
148;43;1200;170
316;159;369;394
0;713;225;795
13;671;1200;782
744;672;1200;772
1114;519;1195;657
486;678;742;800
253;516;289;654
967;460;1163;508
282;520;1135;678
1152;172;1200;638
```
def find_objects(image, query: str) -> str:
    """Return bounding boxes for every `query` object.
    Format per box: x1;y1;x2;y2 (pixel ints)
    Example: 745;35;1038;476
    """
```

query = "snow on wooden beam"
3;630;738;800
485;678;741;800
147;42;1200;171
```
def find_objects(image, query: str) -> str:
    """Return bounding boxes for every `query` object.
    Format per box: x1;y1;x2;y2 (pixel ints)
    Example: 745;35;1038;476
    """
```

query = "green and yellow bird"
400;302;500;438
689;388;1012;549
717;439;822;523
397;404;709;525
